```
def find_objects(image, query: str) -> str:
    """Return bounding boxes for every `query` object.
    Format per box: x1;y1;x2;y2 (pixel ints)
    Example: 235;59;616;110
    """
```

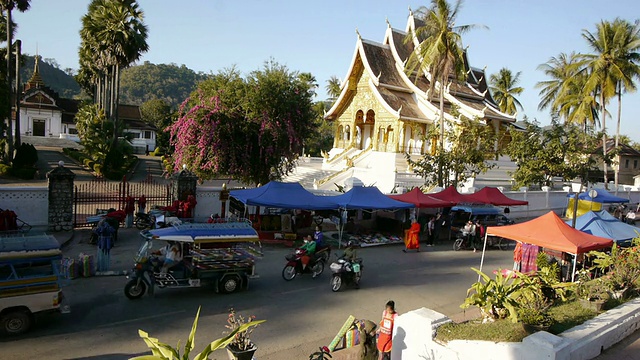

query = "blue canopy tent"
566;210;639;245
567;188;630;203
330;186;414;247
229;181;337;210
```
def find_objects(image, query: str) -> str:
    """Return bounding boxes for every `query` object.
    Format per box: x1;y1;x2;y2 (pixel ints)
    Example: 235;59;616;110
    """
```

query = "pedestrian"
433;212;443;244
376;300;398;360
427;216;435;246
94;218;115;272
474;220;484;253
403;218;421;253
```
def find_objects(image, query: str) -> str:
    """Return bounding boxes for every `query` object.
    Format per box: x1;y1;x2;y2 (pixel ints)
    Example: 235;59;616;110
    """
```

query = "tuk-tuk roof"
0;234;62;261
146;222;259;243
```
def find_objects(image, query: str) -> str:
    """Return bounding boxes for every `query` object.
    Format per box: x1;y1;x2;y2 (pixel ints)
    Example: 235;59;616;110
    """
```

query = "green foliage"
120;62;207;108
140;98;173;153
588;238;640;293
12;142;37;168
406;115;497;188
436;320;529;343
489;67;524;115
309;347;333;360
131;306;265;360
506;119;605;188
547;301;598;334
0;163;10;175
305;101;335;156
20;55;82;98
169;61;316;185
461;268;522;322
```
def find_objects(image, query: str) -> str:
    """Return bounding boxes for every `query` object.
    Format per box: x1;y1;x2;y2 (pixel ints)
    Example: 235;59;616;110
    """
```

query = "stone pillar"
47;161;75;232
172;167;198;202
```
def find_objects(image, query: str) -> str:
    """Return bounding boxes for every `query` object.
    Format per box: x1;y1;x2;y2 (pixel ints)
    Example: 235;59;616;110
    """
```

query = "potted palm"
226;308;264;360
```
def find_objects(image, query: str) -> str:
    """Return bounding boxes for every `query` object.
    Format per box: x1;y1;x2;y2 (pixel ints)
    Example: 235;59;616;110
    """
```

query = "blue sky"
12;0;640;141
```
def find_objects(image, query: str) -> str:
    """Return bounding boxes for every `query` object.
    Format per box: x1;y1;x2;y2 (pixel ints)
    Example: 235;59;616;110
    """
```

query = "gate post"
47;161;75;232
172;166;198;202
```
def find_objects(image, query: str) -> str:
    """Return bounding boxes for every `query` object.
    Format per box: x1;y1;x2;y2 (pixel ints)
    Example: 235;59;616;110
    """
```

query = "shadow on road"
65;353;148;360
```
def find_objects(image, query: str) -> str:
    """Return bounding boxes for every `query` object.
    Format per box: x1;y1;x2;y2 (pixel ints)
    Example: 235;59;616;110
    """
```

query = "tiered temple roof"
325;10;515;125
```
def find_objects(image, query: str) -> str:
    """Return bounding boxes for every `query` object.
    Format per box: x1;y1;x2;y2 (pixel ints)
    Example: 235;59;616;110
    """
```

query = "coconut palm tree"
326;75;341;101
1;0;29;160
610;19;640;190
489;68;524;115
404;0;480;186
580;19;633;187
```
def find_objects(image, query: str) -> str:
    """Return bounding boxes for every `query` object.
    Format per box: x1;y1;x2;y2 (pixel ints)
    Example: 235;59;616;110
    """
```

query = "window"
68;128;78;135
635;160;638;169
626;159;630;168
144;131;152;139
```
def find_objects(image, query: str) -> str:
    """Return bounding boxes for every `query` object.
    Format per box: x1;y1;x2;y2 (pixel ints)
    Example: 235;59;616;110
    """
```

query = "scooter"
329;255;363;291
281;248;326;281
134;212;154;230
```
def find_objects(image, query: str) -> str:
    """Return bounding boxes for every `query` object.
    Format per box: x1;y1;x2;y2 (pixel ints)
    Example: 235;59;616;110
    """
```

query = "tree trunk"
438;81;445;187
5;9;13;161
614;82;621;195
14;39;20;148
601;89;608;189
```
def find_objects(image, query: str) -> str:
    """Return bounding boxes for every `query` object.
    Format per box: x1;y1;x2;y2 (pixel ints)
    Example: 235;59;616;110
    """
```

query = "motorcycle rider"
343;241;360;288
300;235;317;272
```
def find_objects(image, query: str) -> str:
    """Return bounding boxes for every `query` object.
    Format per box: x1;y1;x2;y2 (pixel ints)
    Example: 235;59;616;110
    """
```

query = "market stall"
464;187;529;206
566;188;629;219
479;211;613;281
331;186;414;247
567;210;639;245
388;188;455;208
428;186;476;204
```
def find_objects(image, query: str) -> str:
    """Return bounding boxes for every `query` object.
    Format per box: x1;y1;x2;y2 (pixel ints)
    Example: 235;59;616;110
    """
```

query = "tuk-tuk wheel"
124;279;147;299
1;310;31;335
220;275;241;294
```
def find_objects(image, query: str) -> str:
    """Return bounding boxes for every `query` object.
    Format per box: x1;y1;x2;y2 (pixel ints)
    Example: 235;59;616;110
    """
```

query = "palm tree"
536;53;600;131
79;0;148;140
1;0;29;160
580;19;633;187
489;68;524;115
404;0;479;186
325;75;342;101
298;72;318;96
611;19;640;190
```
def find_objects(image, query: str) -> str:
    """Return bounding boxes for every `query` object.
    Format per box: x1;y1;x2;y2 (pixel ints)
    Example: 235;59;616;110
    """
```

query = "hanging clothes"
520;243;539;274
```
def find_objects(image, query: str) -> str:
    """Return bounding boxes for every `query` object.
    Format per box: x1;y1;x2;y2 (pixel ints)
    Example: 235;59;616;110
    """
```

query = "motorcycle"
134;212;154;230
329;255;363;292
453;231;512;251
281;245;331;281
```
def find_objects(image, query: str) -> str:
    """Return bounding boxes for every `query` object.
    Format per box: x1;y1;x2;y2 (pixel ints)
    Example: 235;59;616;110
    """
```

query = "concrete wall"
194;187;224;220
0;186;49;227
391;298;640;360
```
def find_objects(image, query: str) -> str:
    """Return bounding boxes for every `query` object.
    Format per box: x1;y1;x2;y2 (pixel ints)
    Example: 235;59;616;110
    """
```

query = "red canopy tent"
429;186;475;204
465;187;529;206
388;188;455;208
479;211;613;281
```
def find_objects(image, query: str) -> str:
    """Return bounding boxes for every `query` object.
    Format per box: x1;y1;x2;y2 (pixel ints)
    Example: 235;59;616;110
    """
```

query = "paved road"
0;228;514;360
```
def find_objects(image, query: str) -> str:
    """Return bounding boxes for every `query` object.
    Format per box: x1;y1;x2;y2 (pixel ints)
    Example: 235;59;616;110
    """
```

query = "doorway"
32;119;46;136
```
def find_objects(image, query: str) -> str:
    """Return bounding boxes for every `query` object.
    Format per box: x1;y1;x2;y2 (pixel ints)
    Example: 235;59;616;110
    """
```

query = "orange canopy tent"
479;211;613;281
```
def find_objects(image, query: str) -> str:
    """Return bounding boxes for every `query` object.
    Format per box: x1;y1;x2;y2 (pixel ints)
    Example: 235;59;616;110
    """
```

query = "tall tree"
0;0;29;161
325;75;341;101
404;0;480;186
489;67;524;115
610;19;640;190
169;61;316;185
581;19;631;187
139;98;172;152
78;0;148;140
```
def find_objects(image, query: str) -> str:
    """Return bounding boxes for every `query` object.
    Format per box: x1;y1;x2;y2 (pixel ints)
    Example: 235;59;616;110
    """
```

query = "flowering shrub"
589;238;640;294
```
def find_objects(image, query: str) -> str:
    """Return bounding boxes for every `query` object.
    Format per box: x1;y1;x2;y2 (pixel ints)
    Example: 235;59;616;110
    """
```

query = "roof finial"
386;17;391;28
356;28;361;39
398;105;403;116
377;72;382;81
408;5;413;15
481;89;488;96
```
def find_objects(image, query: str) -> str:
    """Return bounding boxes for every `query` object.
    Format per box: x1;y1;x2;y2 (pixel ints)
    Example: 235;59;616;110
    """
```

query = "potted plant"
226;308;265;360
577;274;610;312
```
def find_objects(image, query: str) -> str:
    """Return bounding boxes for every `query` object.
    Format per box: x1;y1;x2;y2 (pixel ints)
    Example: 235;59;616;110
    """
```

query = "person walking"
426;216;435;246
377;300;398;360
403;218;421;253
433;213;443;245
474;220;484;253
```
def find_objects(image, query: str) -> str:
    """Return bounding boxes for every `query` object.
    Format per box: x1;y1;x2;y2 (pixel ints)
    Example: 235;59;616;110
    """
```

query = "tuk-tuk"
124;220;262;299
0;234;69;335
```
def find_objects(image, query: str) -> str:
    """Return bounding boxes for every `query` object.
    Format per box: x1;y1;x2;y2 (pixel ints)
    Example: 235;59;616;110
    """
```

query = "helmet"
347;241;355;247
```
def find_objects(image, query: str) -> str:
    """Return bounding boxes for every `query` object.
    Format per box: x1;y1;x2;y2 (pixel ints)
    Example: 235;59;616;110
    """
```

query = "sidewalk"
593;328;640;359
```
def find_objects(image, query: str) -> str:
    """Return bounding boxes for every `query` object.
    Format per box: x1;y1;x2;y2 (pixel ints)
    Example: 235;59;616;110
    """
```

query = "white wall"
194;187;224;220
0;186;49;227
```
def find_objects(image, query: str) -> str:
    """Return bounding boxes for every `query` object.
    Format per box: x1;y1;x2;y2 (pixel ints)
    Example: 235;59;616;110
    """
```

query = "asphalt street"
1;228;514;360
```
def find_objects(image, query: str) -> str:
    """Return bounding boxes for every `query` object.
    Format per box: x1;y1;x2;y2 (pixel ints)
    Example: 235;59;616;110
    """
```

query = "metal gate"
73;176;173;227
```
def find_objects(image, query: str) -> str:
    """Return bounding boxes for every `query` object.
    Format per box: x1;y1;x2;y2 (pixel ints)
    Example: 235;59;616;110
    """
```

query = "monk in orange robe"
403;219;421;253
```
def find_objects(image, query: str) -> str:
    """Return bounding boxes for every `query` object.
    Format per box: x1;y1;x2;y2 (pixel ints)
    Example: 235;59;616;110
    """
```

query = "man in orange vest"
377;300;397;360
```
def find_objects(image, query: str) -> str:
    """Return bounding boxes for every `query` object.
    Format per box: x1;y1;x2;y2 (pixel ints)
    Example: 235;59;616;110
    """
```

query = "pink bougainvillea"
168;64;315;185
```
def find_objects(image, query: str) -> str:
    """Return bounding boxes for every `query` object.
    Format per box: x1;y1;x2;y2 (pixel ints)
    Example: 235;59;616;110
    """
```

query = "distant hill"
119;61;209;108
20;55;82;99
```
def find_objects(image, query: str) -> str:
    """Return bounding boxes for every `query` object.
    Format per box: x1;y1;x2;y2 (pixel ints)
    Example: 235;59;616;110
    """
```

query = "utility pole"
14;39;20;148
5;7;13;159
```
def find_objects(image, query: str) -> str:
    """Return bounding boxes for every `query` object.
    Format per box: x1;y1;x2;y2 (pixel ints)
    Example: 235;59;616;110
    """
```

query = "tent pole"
478;233;489;282
571;254;577;282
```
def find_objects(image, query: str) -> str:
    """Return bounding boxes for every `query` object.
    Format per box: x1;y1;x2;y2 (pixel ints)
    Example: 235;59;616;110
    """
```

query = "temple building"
11;56;157;154
286;10;518;192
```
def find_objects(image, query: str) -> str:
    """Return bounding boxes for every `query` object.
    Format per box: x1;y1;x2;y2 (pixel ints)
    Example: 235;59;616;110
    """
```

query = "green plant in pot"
225;308;265;360
576;272;610;311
